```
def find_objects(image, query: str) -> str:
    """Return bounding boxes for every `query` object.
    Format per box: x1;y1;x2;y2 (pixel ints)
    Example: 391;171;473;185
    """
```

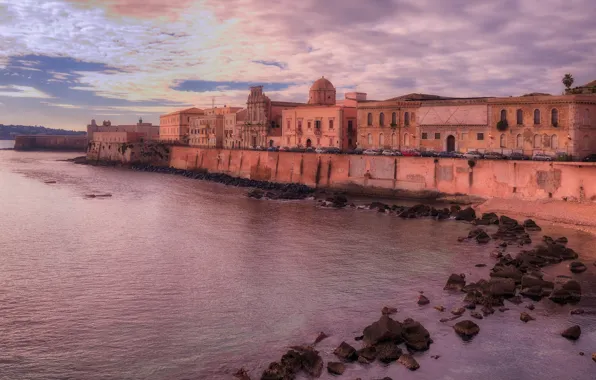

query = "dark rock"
520;312;535;323
375;342;402;363
356;346;376;362
475;230;491;244
549;280;582;304
369;202;388;211
470;311;483;319
499;307;509;312
453;320;480;340
334;342;358;362
521;275;554;291
508;296;523;305
526;303;535;310
431;355;441;359
382;306;398;315
555;237;568;244
314;332;329;345
455;207;476;221
592;353;596;362
569;261;587;273
354;335;364;341
520;285;546;300
398;354;420;371
327;362;345;375
248;189;264;199
444;273;466;291
570;308;585;315
434;305;446;312
487;278;516;297
451;307;465;316
401;318;431;351
523;219;542;231
417;295;430;306
362;315;403;346
329;194;348;208
475;263;487;267
481;305;495;316
234;368;251;380
464;302;476;310
490;265;523;283
500;215;519;227
561;325;581;340
480;212;499;225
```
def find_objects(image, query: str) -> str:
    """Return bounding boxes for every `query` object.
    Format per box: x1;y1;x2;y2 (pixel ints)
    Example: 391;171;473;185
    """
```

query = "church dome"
308;76;336;105
310;76;335;91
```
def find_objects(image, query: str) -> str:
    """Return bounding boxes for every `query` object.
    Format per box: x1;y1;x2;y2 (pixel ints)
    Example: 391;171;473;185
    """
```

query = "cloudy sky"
0;0;594;131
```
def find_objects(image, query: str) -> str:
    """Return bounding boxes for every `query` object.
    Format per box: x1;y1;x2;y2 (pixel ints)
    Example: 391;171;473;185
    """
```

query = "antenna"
212;96;215;109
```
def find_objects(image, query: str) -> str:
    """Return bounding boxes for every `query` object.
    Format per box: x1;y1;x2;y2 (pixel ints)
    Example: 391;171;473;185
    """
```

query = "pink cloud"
67;0;195;18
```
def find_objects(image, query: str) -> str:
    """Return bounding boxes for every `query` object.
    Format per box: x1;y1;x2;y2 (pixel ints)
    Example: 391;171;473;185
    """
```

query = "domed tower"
308;76;336;106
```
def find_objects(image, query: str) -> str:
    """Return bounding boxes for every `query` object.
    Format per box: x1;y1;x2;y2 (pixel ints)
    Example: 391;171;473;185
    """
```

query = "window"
391;112;397;125
551;109;559;126
379;112;385;126
421;132;428;139
329;137;333;146
379;133;384;146
516;134;522;148
297;120;302;130
308;121;312;129
533;134;541;148
315;120;321;129
404;112;410;126
329;120;334;129
500;109;507;121
477;133;484;140
367;113;372;125
367;133;372;145
516;109;523;125
411;112;415;123
347;120;353;131
435;133;441;140
550;134;558;149
500;134;506;148
287;119;291;129
534;109;541;125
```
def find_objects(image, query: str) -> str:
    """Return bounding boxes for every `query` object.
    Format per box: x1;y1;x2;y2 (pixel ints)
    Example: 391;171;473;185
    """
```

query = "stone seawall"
169;146;596;202
14;135;87;151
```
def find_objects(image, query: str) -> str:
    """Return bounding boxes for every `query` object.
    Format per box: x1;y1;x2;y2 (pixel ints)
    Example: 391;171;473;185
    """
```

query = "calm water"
0;150;595;380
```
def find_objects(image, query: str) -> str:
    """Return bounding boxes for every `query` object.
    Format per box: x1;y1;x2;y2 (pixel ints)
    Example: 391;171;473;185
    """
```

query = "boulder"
333;342;357;362
398;354;420;371
555;237;568;244
480;212;499;225
561;325;581;340
520;312;535;323
475;263;487;267
569;261;587;273
488;278;516;297
549;280;582;304
247;189;264;199
523;219;542;231
356;346;376;363
327;362;345;375
401;318;431;351
417;295;430;305
362;315;403;346
508;295;523;305
521;275;554;290
481;305;495;316
455;207;476;221
500;215;519;227
476;230;491;244
233;368;251;380
382;306;398;315
453;320;480;340
375;342;402;363
470;311;483;319
314;332;329;345
570;308;585;315
499;307;509;312
369;202;388;211
451;307;466;316
434;305;446;312
490;265;523;283
444;273;466;291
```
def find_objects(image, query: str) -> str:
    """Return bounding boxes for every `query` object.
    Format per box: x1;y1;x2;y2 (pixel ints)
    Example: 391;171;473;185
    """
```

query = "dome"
310;76;335;91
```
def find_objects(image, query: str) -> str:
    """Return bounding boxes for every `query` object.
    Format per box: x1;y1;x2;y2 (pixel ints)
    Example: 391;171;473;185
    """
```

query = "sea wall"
87;141;170;166
14;135;87;151
169;146;596;201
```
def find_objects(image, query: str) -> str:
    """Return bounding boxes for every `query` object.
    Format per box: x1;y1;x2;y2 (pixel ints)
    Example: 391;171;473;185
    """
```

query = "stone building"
241;86;304;149
87;118;159;142
159;107;204;143
223;108;247;149
280;77;359;150
188;106;243;148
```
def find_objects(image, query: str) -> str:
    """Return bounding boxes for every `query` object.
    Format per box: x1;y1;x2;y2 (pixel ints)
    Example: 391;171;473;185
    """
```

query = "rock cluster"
260;346;323;379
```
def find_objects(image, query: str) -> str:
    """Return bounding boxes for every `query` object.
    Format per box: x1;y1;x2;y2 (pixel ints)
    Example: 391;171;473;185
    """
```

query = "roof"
384;93;446;101
311;76;335;91
521;92;551;97
161;107;204;116
235;109;248;122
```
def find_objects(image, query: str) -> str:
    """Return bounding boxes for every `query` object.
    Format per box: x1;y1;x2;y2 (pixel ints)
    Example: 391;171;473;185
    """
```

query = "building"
223;108;247;149
357;92;596;159
280;77;360;150
241;86;304;149
189;106;243;148
91;131;146;143
159;107;204;143
87;118;159;142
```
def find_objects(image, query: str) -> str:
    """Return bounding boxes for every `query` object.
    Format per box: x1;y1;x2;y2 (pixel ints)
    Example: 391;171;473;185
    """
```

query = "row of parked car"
255;146;596;162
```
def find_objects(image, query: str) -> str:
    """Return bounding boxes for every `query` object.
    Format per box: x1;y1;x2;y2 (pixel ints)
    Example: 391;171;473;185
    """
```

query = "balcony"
296;128;303;136
314;128;322;136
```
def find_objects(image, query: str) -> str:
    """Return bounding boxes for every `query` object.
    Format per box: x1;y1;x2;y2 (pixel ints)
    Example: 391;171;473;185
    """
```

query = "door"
251;136;257;148
446;135;456;152
306;139;312;148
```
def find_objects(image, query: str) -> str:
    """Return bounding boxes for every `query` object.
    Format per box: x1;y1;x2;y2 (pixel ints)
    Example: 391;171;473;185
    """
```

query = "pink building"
87;118;159;142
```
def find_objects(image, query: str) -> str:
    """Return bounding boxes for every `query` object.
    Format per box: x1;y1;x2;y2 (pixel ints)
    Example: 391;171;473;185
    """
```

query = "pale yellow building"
189;106;243;149
223;108;247;149
159;107;204;143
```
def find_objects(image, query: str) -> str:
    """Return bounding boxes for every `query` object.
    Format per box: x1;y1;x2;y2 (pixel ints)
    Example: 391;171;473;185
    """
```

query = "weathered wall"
169;146;596;202
14;135;87;151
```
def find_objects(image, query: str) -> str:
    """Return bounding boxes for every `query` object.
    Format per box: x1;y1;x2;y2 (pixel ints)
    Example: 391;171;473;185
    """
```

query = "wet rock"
329;194;348;208
555;237;568;244
417;295;430;306
375;342;402;363
470;311;483;319
487;278;516;297
499;307;509;312
464;302;476;310
362;315;403;346
453;320;480;340
398;354;420;371
570;308;585;315
523;219;542;231
508;296;523;305
401;318;432;351
334;342;358;362
490;265;523;283
500;215;519;227
592;353;596;362
354;335;364;341
549;279;582;305
314;332;329;345
444;273;466;291
455;207;476;221
356;346;376;363
569;261;587;273
434;305;446;312
234;368;251;380
481;305;495;316
520;312;535;323
521;275;554;291
382;306;397;315
526;303;535;310
451;307;465;316
480;212;499;225
561;325;581;340
430;355;441;359
520;285;545;300
475;230;491;244
261;347;323;379
475;263;487;267
327;362;345;375
247;189;264;199
369;202;388;211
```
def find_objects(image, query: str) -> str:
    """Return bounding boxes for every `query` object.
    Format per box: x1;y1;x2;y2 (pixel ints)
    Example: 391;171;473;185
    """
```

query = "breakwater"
14;135;87;151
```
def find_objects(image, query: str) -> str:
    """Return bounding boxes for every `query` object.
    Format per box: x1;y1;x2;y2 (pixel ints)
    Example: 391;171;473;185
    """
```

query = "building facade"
223;108;247;149
87;119;159;142
280;77;359;151
159;107;204;143
189;106;243;149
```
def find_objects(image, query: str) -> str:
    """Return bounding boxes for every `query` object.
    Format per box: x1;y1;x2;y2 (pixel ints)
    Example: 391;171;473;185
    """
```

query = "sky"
0;0;595;131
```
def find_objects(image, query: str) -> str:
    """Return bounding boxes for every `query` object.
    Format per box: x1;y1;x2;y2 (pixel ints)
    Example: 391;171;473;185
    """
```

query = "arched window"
533;134;541;148
391;112;397;125
516;109;523;125
551;134;558;150
534;109;541;125
367;133;372;145
379;133;384;146
379;112;385;126
516;134;522;148
367;113;372;125
404;112;410;126
543;134;549;148
500;134;506;148
551;109;559;126
404;133;410;146
583;135;590;150
500;109;507;121
392;133;397;146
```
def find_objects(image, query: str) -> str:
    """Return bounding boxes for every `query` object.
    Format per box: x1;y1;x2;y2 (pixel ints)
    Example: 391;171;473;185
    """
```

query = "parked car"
463;150;483;159
314;147;326;154
582;154;596;162
506;152;530;160
363;149;382;155
347;148;364;155
279;146;291;152
437;151;458;158
326;147;342;154
532;153;554;161
382;149;402;156
266;146;279;152
401;149;421;157
289;147;305;153
305;147;316;153
483;152;506;160
420;150;437;157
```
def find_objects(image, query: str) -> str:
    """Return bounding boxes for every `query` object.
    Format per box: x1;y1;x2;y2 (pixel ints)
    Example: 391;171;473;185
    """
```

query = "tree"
562;73;574;90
